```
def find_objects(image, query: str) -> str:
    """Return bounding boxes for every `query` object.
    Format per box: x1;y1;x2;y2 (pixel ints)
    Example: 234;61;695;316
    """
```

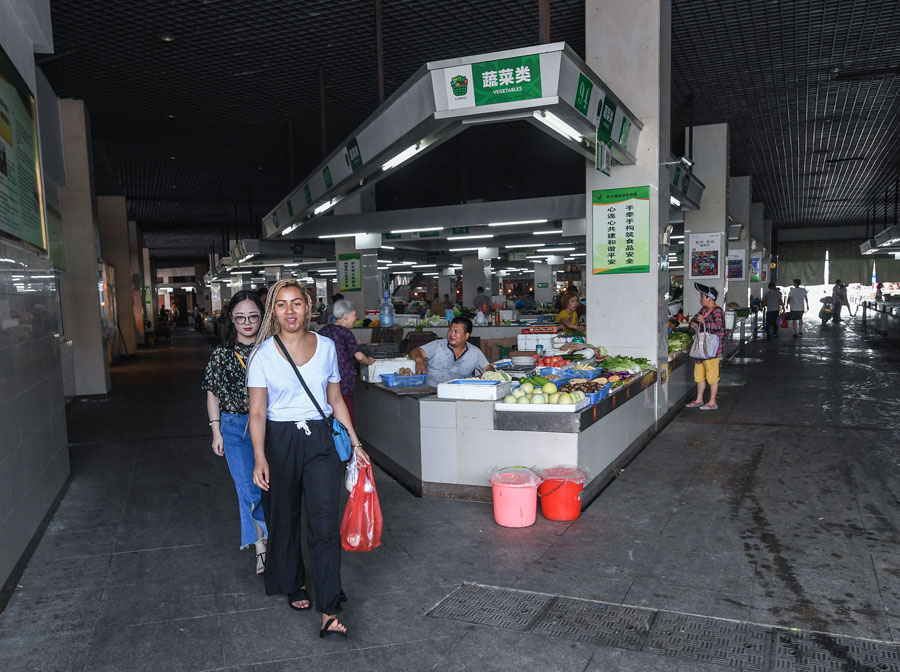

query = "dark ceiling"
39;0;900;263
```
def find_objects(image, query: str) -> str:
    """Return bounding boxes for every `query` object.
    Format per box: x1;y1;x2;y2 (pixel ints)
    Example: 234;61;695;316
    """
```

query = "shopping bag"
340;464;383;552
780;313;788;328
689;323;719;360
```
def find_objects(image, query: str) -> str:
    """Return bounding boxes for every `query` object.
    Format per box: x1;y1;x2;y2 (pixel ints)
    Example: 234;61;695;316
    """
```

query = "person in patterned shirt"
202;290;269;574
318;300;375;423
686;283;726;411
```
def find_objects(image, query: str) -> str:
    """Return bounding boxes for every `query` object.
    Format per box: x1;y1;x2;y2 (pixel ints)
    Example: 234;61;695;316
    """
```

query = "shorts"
694;358;720;385
788;310;803;320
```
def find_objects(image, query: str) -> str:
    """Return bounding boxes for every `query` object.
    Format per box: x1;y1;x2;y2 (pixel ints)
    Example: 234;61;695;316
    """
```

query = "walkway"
1;316;898;671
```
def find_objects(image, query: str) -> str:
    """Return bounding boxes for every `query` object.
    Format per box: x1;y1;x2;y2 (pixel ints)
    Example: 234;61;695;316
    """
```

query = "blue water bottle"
379;291;395;327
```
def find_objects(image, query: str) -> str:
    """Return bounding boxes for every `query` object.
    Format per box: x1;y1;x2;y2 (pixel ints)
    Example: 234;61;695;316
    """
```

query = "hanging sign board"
337;253;361;292
591;186;651;275
688;232;723;280
726;248;746;279
441;54;542;110
0;45;47;250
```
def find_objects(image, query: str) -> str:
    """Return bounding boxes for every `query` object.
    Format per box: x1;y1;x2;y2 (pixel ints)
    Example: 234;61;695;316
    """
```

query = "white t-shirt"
787;286;808;312
247;333;340;422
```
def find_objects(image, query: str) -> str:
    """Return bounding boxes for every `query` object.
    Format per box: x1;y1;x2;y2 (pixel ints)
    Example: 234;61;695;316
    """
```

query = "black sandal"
288;587;311;611
319;617;347;639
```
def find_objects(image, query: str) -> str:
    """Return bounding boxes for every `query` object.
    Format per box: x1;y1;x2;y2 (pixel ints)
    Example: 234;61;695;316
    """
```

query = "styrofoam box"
494;398;590;413
516;334;554;351
437;379;512;400
360;358;414;382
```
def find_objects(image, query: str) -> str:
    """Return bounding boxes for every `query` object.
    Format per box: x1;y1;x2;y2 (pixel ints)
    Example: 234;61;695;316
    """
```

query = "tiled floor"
1;315;898;671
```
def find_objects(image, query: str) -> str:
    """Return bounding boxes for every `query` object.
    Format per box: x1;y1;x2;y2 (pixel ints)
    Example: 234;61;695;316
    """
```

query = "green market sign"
574;73;593;116
323;166;333;189
345;138;363;172
443;54;542;109
592;186;651;275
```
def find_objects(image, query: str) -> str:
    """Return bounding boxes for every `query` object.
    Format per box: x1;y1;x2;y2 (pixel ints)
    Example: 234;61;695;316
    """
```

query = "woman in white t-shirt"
248;279;370;640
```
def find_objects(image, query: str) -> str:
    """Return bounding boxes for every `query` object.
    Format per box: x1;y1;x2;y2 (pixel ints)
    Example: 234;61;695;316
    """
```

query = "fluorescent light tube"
540;247;576;252
381;143;421;171
389;226;444;234
314;197;341;215
488;219;548;227
231;271;253;275
670;196;682;207
381;245;395;249
318;232;365;239
412;264;437;268
448;247;484;252
571;253;586;257
448;234;494;240
504;243;545;249
533;230;563;236
532;110;582;142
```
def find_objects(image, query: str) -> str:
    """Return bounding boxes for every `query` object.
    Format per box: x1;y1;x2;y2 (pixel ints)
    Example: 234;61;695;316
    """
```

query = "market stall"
353;342;696;506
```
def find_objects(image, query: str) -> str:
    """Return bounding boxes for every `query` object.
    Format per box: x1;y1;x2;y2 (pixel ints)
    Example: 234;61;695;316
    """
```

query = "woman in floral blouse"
318;299;375;422
202;291;269;574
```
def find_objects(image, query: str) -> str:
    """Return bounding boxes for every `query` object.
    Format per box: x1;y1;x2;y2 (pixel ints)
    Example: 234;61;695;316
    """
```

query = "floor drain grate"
427;583;551;631
531;596;653;650
428;584;900;671
772;630;900;672
645;611;769;670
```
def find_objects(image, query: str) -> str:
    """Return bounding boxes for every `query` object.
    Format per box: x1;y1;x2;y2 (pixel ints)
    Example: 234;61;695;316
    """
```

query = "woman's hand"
253;457;270;491
211;431;224;456
366;356;376;365
354;445;371;467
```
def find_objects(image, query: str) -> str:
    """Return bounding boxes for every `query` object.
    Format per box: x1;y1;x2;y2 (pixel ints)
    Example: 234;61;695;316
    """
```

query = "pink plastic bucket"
490;467;541;528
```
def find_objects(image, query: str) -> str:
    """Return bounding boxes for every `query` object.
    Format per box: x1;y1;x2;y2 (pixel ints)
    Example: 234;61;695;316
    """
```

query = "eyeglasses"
233;314;260;325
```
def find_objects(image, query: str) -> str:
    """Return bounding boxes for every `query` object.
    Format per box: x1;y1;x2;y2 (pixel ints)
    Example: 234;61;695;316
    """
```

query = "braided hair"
247;279;314;376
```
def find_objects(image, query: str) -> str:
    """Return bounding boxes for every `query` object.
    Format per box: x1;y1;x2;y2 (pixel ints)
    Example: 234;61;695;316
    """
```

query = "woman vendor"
556;293;585;335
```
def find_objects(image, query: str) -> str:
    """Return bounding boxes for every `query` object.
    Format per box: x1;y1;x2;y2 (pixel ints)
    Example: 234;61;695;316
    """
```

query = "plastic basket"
538;367;574;383
585;384;611;405
380;373;427;387
568;367;601;380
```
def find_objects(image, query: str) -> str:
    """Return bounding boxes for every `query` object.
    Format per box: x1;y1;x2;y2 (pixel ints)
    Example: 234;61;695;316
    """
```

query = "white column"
438;274;454;305
763;219;773;285
58;99;110;396
98;196;137;356
334;191;381;312
585;0;670;370
683;123;729;315
749;203;766;300
534;262;553;304
462;256;489;308
727;176;751;307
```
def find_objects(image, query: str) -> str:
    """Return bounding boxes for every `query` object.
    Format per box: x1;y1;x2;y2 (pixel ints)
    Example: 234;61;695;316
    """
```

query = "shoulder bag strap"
273;334;331;424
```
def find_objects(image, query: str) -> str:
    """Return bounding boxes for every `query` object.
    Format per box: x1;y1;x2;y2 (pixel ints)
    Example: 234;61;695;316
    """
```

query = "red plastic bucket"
538;467;587;521
490;467;541;528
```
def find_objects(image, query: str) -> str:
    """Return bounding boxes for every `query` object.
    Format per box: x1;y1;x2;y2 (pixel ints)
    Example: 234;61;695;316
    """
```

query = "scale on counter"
494;360;536;380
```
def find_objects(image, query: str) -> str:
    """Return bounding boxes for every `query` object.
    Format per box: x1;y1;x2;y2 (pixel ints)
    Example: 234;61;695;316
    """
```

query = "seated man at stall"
410;316;493;386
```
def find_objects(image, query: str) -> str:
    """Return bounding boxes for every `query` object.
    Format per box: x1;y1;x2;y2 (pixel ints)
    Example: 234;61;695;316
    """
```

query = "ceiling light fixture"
533;230;563;236
539;247;576;252
389;226;443;233
488;219;548;227
313;197;342;215
504;243;545;249
448;247;485;252
448;234;494;240
532;110;583;142
381;245;395;249
412;263;437;268
570;253;586;257
318;232;365;239
160;35;176;42
670;196;682;207
381;143;421;171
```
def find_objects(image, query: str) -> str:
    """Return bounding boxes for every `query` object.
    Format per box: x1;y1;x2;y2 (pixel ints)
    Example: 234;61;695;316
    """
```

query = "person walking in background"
248;280;368;639
686;283;726;411
763;282;784;339
472;287;491;314
318;299;375;423
832;279;848;323
202;290;269;575
193;304;203;331
875;282;884;301
786;279;809;338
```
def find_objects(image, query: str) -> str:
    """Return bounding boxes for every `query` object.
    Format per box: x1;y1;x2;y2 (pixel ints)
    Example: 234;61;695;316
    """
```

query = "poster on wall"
337;253;361;291
726;248;746;279
591;186;651;275
749;256;761;282
688;232;722;279
0;45;46;250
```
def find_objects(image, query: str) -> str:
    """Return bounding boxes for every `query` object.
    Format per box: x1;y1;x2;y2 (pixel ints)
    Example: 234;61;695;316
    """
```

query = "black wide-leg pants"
262;419;343;615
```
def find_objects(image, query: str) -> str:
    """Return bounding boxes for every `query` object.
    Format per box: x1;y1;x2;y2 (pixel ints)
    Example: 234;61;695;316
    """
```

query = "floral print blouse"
201;341;255;414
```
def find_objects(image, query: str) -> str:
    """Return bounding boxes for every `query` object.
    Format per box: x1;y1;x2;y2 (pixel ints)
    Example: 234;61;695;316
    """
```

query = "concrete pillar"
462;256;490;309
438;274;454;306
727;176;751;307
763;218;773;285
749;203;766;300
534;262;553;304
97;196;137;356
142;247;155;327
58;99;110;396
683;123;729;315
128;221;145;344
585;0;670;369
334;238;380;313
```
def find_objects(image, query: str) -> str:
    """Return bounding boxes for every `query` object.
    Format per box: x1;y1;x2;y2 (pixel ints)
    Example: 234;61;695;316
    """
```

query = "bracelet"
209;419;220;426
352;442;362;448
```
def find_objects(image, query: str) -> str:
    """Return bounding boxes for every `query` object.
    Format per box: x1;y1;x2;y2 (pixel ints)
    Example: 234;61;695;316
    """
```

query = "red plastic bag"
780;313;789;328
340;463;383;552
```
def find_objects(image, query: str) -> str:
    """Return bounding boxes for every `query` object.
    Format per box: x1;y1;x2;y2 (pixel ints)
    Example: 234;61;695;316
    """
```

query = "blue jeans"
221;413;268;548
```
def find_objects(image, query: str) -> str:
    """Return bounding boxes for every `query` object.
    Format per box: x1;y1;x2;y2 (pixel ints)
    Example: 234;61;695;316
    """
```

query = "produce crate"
538;367;574;383
494;398;591;413
380;373;427;387
586;384;611;405
437;379;511;400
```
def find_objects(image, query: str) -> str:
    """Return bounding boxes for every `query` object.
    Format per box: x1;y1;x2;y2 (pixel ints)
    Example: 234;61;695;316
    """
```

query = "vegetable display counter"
354;352;696;507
